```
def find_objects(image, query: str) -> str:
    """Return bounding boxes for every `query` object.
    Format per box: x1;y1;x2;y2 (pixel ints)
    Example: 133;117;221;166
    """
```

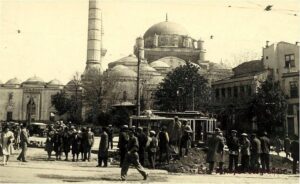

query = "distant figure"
62;127;71;161
108;124;114;149
0;126;15;165
179;125;192;157
97;127;109;167
260;131;270;173
290;136;299;174
71;128;81;162
250;133;261;173
227;130;239;172
158;126;170;164
121;128;148;181
137;127;148;166
53;127;63;160
14;126;21;150
84;127;94;162
240;133;250;173
17;123;30;162
284;135;291;158
173;116;182;148
147;130;158;169
206;128;225;174
45;126;55;160
118;125;129;167
274;136;282;156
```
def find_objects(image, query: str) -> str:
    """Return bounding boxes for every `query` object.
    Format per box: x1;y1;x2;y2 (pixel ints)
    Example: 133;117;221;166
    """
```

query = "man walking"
85;127;94;161
17;123;30;162
290;136;299;174
284;135;291;158
260;131;270;173
97;127;109;167
118;125;129;167
179;126;192;157
121;128;148;181
227;130;239;172
108;124;114;149
158;126;170;164
147;130;158;169
240;133;250;173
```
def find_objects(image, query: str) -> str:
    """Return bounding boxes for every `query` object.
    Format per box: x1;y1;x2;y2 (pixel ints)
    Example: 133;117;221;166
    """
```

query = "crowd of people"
206;128;299;174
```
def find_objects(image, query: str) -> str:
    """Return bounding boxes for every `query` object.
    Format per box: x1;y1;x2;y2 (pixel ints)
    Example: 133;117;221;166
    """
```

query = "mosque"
0;1;232;122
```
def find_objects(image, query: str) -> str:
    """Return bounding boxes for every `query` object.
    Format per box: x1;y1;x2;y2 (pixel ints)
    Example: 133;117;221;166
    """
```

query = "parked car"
28;122;47;137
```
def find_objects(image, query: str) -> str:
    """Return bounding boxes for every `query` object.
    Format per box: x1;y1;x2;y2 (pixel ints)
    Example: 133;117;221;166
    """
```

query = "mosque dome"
23;76;45;85
108;54;147;69
110;65;137;78
47;79;63;88
150;60;170;69
5;78;22;85
155;56;186;70
144;21;188;38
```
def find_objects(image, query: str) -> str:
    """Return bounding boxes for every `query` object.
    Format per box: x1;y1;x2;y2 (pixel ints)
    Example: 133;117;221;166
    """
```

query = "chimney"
266;40;269;48
84;0;103;76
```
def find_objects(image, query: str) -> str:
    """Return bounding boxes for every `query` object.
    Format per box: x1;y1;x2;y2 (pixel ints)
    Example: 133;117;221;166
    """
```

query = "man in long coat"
250;133;261;173
118;125;129;167
17;123;30;162
260;131;270;173
206;128;225;174
97;127;109;167
227;130;239;172
290;136;299;174
136;127;148;166
240;133;250;172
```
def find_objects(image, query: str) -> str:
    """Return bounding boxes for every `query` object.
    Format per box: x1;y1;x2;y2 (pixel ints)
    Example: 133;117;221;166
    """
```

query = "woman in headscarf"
0;126;15;165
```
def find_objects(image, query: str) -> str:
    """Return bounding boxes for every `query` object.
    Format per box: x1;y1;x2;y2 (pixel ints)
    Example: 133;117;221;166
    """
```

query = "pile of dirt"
156;148;296;174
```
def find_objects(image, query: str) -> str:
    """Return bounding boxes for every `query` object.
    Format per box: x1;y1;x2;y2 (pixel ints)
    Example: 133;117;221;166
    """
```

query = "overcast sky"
0;0;299;84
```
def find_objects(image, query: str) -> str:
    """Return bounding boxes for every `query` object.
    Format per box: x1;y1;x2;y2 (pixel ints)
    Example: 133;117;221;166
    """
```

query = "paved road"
0;148;298;183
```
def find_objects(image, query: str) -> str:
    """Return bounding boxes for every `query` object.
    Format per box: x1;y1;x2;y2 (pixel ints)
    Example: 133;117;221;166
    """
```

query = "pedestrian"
274;136;282;156
45;125;55;160
71;128;81;162
206;128;225;174
14;125;21;150
53;127;63;160
108;124;114;149
147;130;158;169
121;128;148;181
250;133;261;173
173;116;182;149
78;128;84;160
62;127;71;161
17;123;30;162
158;126;170;164
97;127;109;167
227;130;239;172
0;126;15;165
179;125;192;157
118;125;129;167
137;127;148;166
290;136;299;174
284;135;291;158
240;133;250;173
260;131;270;173
83;127;94;162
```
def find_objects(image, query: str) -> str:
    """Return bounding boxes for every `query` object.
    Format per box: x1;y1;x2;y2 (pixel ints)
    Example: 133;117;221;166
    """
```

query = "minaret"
83;0;105;76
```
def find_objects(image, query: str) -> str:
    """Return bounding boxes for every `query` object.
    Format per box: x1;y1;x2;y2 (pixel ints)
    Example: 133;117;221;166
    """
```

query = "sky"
0;0;299;84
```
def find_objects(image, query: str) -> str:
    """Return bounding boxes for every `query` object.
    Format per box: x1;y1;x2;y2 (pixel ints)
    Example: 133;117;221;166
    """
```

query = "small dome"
47;79;63;86
150;60;170;68
23;76;45;85
5;78;22;85
155;56;186;69
110;65;137;78
148;75;164;85
141;65;157;73
144;21;188;38
108;54;147;69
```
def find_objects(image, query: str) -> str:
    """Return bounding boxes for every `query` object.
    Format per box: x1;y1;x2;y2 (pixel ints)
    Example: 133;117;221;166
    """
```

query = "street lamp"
135;37;144;116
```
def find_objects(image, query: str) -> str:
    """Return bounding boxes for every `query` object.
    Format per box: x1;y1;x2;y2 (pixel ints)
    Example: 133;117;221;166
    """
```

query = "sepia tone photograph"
0;0;299;183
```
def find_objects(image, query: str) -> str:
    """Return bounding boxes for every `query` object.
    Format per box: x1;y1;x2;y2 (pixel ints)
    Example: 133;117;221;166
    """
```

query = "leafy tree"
154;62;211;111
51;91;71;115
249;78;288;133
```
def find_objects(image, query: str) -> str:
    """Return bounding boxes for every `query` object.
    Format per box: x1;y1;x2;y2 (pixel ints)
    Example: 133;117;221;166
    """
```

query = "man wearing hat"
179;125;192;157
97;127;109;167
206;128;225;174
121;128;148;181
107;124;114;149
250;133;261;173
136;127;148;166
174;116;182;148
260;131;270;173
148;130;158;169
158;126;170;164
227;130;240;172
240;133;250;172
118;125;129;167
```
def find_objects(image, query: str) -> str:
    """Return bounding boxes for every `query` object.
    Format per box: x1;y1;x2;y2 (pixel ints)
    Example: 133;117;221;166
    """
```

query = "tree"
154;62;211;111
51;91;71;116
249;78;288;134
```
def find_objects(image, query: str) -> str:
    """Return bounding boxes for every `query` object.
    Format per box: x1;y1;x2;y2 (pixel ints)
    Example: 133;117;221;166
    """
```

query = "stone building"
0;77;64;122
212;41;299;136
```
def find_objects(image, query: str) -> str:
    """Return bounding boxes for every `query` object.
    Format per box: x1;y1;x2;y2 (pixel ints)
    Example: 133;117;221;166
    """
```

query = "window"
221;88;226;98
233;86;238;98
240;86;245;96
6;112;12;121
266;56;268;60
247;85;252;96
215;89;220;99
288;104;294;115
290;81;299;98
227;87;232;97
285;54;295;68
